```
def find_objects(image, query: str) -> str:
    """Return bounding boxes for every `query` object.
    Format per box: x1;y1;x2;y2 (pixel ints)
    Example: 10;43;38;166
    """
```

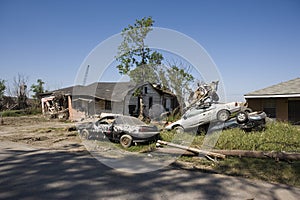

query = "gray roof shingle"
244;78;300;97
42;82;175;102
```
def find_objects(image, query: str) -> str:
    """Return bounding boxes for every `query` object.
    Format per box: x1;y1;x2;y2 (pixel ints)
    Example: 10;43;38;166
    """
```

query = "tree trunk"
212;150;300;161
157;140;226;159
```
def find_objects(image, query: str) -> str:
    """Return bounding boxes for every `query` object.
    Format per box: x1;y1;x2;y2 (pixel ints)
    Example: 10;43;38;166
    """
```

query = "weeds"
160;122;300;152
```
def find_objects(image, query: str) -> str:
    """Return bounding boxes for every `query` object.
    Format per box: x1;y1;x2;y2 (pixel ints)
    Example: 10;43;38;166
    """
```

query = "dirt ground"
0;115;85;152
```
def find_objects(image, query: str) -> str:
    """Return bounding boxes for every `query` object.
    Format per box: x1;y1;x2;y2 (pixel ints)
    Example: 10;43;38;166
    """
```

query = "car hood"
165;119;183;130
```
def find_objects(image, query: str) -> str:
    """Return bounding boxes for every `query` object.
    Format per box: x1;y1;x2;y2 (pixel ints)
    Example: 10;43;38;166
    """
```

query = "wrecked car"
208;111;267;132
77;114;160;148
165;101;242;133
232;111;266;132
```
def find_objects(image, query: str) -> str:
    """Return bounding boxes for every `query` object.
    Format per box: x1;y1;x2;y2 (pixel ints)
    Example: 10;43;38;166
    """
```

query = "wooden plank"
157;140;226;159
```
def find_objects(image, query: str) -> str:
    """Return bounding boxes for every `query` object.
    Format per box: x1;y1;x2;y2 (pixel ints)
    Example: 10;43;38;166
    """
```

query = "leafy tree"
0;79;5;98
116;17;195;116
116;16;163;84
31;79;45;101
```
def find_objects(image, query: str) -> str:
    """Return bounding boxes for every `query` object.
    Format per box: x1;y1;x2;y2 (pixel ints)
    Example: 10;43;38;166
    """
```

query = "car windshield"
115;116;146;126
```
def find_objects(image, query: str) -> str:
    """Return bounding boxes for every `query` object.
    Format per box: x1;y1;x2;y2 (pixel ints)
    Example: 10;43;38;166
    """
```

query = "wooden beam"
157;140;226;159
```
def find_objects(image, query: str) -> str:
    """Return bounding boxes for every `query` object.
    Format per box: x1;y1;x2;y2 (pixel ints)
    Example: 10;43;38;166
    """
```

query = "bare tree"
158;59;194;111
7;74;29;110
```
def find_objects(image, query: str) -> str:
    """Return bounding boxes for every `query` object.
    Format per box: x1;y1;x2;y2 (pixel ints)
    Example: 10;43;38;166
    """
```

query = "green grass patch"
159;122;300;186
178;156;300;186
123;142;157;153
216;157;300;186
160;122;300;152
216;122;300;152
1;108;42;117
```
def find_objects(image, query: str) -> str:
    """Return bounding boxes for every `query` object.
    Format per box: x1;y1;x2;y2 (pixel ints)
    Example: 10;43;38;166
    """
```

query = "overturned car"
209;111;267;133
77;114;160;148
165;101;244;133
166;109;266;134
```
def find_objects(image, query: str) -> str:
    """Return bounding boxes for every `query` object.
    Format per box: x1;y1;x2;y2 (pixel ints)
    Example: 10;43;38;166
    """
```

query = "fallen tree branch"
156;140;300;161
157;140;226;159
212;150;300;161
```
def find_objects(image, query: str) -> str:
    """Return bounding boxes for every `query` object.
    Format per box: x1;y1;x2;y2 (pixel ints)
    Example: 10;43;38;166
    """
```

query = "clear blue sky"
1;0;300;101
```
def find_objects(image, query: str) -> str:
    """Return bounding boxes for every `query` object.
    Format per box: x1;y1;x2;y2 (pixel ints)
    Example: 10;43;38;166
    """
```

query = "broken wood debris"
156;140;300;161
212;150;300;161
156;140;226;159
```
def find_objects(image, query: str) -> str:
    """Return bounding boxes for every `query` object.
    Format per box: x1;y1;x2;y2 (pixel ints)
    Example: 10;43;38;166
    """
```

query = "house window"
105;100;112;110
263;99;276;118
144;87;148;94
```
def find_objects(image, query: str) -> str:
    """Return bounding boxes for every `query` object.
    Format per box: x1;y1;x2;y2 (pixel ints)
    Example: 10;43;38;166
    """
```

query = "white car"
165;102;242;133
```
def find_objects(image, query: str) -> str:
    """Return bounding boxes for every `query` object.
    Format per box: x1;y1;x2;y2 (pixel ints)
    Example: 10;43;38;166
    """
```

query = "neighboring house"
40;82;178;121
244;78;300;124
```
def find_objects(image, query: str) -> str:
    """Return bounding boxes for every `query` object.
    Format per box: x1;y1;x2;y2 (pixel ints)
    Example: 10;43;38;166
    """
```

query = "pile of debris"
41;92;69;119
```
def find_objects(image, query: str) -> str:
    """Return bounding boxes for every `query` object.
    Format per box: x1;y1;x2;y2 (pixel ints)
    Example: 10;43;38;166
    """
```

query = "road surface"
0;141;299;200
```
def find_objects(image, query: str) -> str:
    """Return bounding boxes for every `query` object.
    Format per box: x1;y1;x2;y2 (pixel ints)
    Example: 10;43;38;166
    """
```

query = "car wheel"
174;126;184;133
197;124;208;134
120;134;133;148
244;108;252;114
80;129;90;139
236;111;249;124
217;110;230;122
211;91;219;102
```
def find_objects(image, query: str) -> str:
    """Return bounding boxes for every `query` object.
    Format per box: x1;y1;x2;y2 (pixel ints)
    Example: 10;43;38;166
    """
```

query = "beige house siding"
247;98;262;111
276;98;288;121
246;98;288;121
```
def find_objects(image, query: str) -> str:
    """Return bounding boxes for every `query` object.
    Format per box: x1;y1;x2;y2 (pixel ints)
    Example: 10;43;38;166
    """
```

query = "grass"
0;108;42;117
216;122;300;152
160;121;300;152
178;156;300;187
159;121;300;186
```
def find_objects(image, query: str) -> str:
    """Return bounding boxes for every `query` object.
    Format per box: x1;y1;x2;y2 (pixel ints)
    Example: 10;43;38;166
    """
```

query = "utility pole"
83;65;90;86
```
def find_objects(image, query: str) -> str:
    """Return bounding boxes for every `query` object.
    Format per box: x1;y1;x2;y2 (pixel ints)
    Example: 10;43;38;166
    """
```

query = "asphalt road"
0;141;300;200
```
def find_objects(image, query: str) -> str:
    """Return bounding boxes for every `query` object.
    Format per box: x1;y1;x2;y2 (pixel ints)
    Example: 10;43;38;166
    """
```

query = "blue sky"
1;0;300;101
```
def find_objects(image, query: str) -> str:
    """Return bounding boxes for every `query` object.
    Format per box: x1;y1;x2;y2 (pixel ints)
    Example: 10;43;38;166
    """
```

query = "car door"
181;104;216;129
202;103;216;122
181;107;206;129
94;117;114;136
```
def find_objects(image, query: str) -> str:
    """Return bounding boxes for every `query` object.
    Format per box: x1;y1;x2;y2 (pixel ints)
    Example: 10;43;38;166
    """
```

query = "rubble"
41;92;69;119
187;81;219;110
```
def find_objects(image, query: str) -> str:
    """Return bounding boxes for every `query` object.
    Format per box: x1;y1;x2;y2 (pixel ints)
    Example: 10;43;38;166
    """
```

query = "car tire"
120;134;133;148
80;129;90;139
217;110;230;122
211;91;219;102
244;108;252;114
236;111;249;124
174;126;184;133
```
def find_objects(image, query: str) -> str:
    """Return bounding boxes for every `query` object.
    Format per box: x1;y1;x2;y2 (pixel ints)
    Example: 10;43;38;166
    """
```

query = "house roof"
244;78;300;98
42;82;176;102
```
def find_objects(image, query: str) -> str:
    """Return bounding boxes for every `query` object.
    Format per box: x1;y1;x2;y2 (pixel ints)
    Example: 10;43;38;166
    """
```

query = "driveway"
0;141;299;200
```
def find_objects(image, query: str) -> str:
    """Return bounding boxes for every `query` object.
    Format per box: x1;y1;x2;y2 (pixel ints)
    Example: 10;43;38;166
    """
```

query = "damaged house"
40;82;179;121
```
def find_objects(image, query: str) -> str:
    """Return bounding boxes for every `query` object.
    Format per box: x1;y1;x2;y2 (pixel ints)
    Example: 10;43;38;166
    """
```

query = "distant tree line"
0;75;46;111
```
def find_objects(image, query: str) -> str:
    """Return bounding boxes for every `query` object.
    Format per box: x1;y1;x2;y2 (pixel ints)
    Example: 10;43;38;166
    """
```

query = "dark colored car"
209;111;267;132
77;115;159;148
